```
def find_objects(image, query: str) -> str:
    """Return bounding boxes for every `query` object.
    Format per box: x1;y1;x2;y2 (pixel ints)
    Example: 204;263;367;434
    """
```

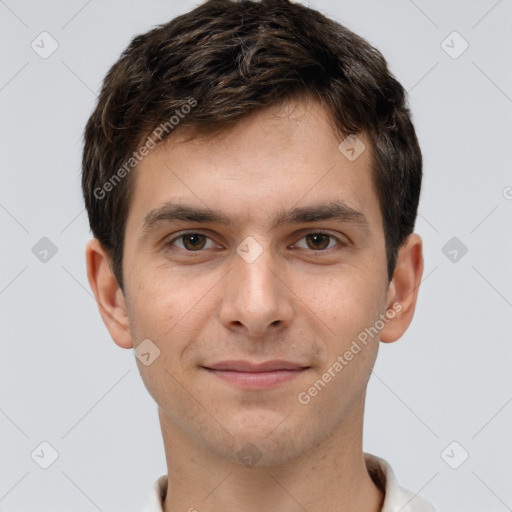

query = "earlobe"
380;233;424;344
85;239;133;349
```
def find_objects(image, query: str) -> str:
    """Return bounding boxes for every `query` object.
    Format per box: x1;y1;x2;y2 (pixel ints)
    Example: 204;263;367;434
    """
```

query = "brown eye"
295;232;341;252
169;232;214;251
181;234;207;250
305;233;332;250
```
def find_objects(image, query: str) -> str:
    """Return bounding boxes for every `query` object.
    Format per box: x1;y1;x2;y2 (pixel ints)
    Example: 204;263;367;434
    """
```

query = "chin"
207;422;311;468
228;439;305;467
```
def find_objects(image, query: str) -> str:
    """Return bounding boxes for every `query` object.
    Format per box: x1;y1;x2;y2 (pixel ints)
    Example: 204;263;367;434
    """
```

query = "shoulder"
364;453;437;512
142;474;167;512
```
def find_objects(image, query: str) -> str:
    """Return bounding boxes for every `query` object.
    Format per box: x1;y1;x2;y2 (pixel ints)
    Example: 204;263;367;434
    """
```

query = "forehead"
125;98;381;233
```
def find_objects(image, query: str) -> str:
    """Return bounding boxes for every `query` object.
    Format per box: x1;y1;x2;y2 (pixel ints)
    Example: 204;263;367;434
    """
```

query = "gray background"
1;0;511;510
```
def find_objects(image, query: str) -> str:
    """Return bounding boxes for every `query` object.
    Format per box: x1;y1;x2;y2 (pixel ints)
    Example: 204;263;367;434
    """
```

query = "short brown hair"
82;0;422;290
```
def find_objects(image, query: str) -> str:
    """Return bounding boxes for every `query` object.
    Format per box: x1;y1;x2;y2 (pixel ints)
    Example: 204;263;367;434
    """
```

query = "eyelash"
166;231;346;255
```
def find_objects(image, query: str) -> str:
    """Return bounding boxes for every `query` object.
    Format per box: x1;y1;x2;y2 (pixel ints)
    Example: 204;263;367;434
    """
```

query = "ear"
380;233;424;343
85;238;133;349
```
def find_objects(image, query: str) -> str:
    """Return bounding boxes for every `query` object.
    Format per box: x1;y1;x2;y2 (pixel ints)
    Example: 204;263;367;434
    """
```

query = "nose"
218;242;294;338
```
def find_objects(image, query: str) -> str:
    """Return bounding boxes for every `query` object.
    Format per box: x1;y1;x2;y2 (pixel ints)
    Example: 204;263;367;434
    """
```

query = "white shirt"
143;452;437;512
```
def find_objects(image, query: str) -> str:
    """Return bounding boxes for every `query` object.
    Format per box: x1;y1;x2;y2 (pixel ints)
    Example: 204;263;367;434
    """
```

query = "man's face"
121;98;393;465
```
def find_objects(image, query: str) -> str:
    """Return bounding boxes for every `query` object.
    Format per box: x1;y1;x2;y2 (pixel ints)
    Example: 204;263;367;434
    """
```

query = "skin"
86;97;423;512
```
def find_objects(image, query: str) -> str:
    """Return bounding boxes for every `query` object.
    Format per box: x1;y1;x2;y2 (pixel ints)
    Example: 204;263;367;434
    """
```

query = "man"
82;0;436;510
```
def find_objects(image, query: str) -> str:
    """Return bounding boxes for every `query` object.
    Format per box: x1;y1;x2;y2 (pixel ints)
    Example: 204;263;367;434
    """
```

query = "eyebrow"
142;200;370;234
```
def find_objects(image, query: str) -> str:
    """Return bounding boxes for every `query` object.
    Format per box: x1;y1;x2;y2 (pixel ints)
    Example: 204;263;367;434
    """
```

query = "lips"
202;360;310;389
203;360;310;372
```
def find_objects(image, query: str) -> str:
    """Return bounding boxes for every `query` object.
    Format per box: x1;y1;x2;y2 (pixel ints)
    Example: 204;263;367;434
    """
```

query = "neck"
159;399;384;512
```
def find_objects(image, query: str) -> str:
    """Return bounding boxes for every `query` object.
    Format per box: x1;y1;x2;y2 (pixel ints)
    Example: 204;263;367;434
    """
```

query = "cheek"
303;270;384;341
301;272;385;396
301;277;382;402
125;264;221;360
125;274;197;406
